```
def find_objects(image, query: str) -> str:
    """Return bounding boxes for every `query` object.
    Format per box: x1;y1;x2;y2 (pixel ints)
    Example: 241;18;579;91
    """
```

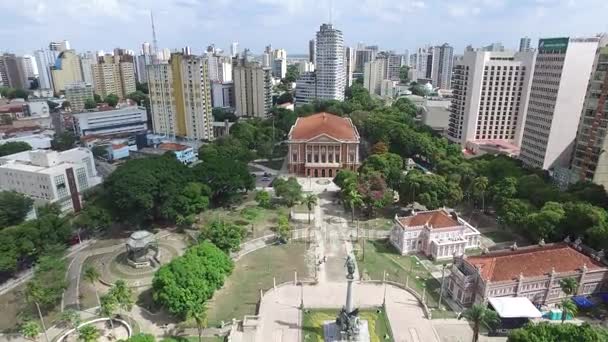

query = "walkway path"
256;282;439;342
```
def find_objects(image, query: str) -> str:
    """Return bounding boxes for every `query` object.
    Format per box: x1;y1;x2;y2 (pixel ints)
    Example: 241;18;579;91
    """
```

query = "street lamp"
438;263;447;310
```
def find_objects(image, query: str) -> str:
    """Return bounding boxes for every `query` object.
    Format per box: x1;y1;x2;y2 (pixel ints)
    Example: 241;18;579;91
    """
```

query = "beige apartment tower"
51;50;83;92
92;55;136;99
233;61;272;117
147;53;214;141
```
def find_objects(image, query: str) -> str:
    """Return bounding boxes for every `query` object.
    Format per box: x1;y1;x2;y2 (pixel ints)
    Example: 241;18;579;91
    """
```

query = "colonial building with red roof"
390;208;481;260
448;239;608;307
287;112;360;177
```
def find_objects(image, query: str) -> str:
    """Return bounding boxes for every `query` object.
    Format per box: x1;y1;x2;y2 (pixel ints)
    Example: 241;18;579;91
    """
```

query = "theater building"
448;239;608;307
287;112;360;177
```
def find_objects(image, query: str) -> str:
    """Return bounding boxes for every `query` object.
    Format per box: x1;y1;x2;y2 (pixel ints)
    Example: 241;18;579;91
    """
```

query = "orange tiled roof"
397;210;459;229
290;112;357;141
467;243;604;282
159;143;189;151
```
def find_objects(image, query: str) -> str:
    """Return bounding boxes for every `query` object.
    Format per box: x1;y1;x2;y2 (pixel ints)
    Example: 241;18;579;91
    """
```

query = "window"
55;174;68;198
76;168;88;190
292;153;297;162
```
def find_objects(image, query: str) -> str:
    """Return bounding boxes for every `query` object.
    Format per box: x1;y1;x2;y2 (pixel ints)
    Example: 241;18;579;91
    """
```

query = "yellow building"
51;50;83;92
92;55;136;99
147;53;213;140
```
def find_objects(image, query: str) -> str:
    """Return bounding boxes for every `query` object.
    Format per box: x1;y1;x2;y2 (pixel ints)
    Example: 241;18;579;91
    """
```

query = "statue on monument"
345;255;356;280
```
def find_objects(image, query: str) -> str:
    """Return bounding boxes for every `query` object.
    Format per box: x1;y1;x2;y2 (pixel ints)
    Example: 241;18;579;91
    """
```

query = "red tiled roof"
112;144;127;149
159;143;189;151
397;210;459;229
290;112;357;141
467;243;605;282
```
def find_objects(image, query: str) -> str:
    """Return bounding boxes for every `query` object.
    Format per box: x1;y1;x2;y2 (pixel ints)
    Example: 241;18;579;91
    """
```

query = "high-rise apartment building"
272;58;287;79
211;81;235;109
309;39;316;64
233;61;272;117
447;50;536;146
519;37;532;52
231;42;239;58
51;50;83;92
483;42;505;52
355;48;376;73
431;43;454;89
344;46;355;87
142;42;151;56
519;37;601;170
135;54;152;83
34;50;53;91
569;37;608;186
363;59;387;96
79;54;96;85
414;46;433;81
298;62;315;74
65;82;94;111
92;55;136;99
295;72;316;105
22;55;36;79
147;53;214;140
0;54;27;89
315;23;345;101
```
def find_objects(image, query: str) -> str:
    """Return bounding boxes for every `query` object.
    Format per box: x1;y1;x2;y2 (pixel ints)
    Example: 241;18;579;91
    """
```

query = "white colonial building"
390;209;480;260
0;148;101;212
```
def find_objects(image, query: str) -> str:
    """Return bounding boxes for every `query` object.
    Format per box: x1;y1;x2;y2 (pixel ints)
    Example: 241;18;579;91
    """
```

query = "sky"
1;0;608;56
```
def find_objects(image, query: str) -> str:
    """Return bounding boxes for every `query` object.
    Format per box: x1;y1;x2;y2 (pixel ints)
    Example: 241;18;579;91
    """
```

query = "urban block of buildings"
72;105;148;137
389;209;481;261
0;148;101;212
448;240;608;307
287;112;360;177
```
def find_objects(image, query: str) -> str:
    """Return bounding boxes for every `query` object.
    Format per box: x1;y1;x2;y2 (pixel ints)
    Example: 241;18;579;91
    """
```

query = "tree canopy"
508;322;608;342
0;141;32;157
0;191;34;228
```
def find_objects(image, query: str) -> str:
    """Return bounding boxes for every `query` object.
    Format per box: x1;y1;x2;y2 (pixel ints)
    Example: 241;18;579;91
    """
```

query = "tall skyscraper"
355;48;376;73
147;53;214;140
414;46;433;80
51;50;83;92
272;49;287;79
0;54;27;89
519;37;601;170
79;54;96;85
315;23;345;101
295;72;317;105
447;50;536;146
92;54;136;99
431;43;454;89
384;52;403;82
519;37;532;52
34;49;53;90
309;39;316;64
21;55;36;79
231;42;239;58
571;37;608;187
233;60;272;117
363;59;387;96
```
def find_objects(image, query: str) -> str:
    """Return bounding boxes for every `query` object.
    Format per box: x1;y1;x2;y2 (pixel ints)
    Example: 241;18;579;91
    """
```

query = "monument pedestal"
323;320;370;342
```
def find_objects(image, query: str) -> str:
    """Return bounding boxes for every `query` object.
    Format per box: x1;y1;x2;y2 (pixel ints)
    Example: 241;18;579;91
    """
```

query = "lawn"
483;230;516;243
197;204;289;240
301;309;394;342
0;282;62;332
354;240;445;309
204;242;311;326
358;217;394;231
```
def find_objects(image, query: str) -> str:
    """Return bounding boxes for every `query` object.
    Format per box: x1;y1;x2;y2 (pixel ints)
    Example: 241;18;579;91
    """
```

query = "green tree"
25;256;68;309
525;202;565;240
496;198;533;228
399;66;410;83
273;177;302;207
99;294;117;334
360;153;403;189
357;172;393;217
189;304;208;342
333;170;357;189
83;266;102;307
20;321;41;341
255;190;271;208
277;214;291;243
136;82;149;94
199;220;244;252
84;98;96;109
559;277;578;296
104;93;119;107
559;298;578;323
276;92;293;105
127;90;148;106
152;241;233;319
0;141;32;156
284;64;300;83
73;204;111;234
508;322;608;342
193;154;254;204
58;309;81;330
106;280;134;320
93;93;102;103
51;131;77;151
472;176;489;211
78;325;100;342
0;191;34;228
302;194;318;224
345;188;364;222
460;304;500;342
124;333;156;342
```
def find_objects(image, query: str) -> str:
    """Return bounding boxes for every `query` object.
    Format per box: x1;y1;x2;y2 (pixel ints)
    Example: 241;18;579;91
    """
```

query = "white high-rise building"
295;72;317;105
79;55;96;85
142;42;151;55
273;49;287;60
231;42;239;57
34;49;53;90
345;46;355;87
447;50;537;147
233;61;272;117
363;59;387;96
297;62;315;74
431;43;454;89
207;53;220;82
519;37;601;170
219;57;233;83
519;37;532;52
21;55;36;79
272;58;287;79
415;46;433;81
315;23;345;101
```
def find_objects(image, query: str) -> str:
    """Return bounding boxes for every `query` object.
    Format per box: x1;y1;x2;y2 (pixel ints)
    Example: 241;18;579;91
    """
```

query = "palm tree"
460;304;500;342
83;266;101;307
345;189;363;223
99;294;117;336
189;305;208;342
559;277;578;296
302;194;318;224
472;176;489;212
559;298;578;323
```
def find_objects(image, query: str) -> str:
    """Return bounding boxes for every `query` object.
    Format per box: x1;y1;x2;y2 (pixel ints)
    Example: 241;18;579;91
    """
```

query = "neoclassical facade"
447;240;608;307
287;112;360;177
390;209;481;260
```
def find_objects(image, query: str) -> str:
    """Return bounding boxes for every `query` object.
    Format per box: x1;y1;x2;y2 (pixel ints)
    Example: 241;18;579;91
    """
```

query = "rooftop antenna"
151;10;159;64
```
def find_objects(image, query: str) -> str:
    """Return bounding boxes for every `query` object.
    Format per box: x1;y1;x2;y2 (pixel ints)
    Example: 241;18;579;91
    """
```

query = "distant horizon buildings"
519;37;532;52
519;36;601;170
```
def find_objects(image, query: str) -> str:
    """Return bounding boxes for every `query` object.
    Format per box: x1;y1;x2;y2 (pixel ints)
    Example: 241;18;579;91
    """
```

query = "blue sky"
1;0;607;56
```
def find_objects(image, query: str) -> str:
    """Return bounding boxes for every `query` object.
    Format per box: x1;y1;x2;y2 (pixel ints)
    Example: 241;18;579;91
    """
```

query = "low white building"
0;148;101;212
73;106;148;137
0;134;52;149
390;209;480;260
